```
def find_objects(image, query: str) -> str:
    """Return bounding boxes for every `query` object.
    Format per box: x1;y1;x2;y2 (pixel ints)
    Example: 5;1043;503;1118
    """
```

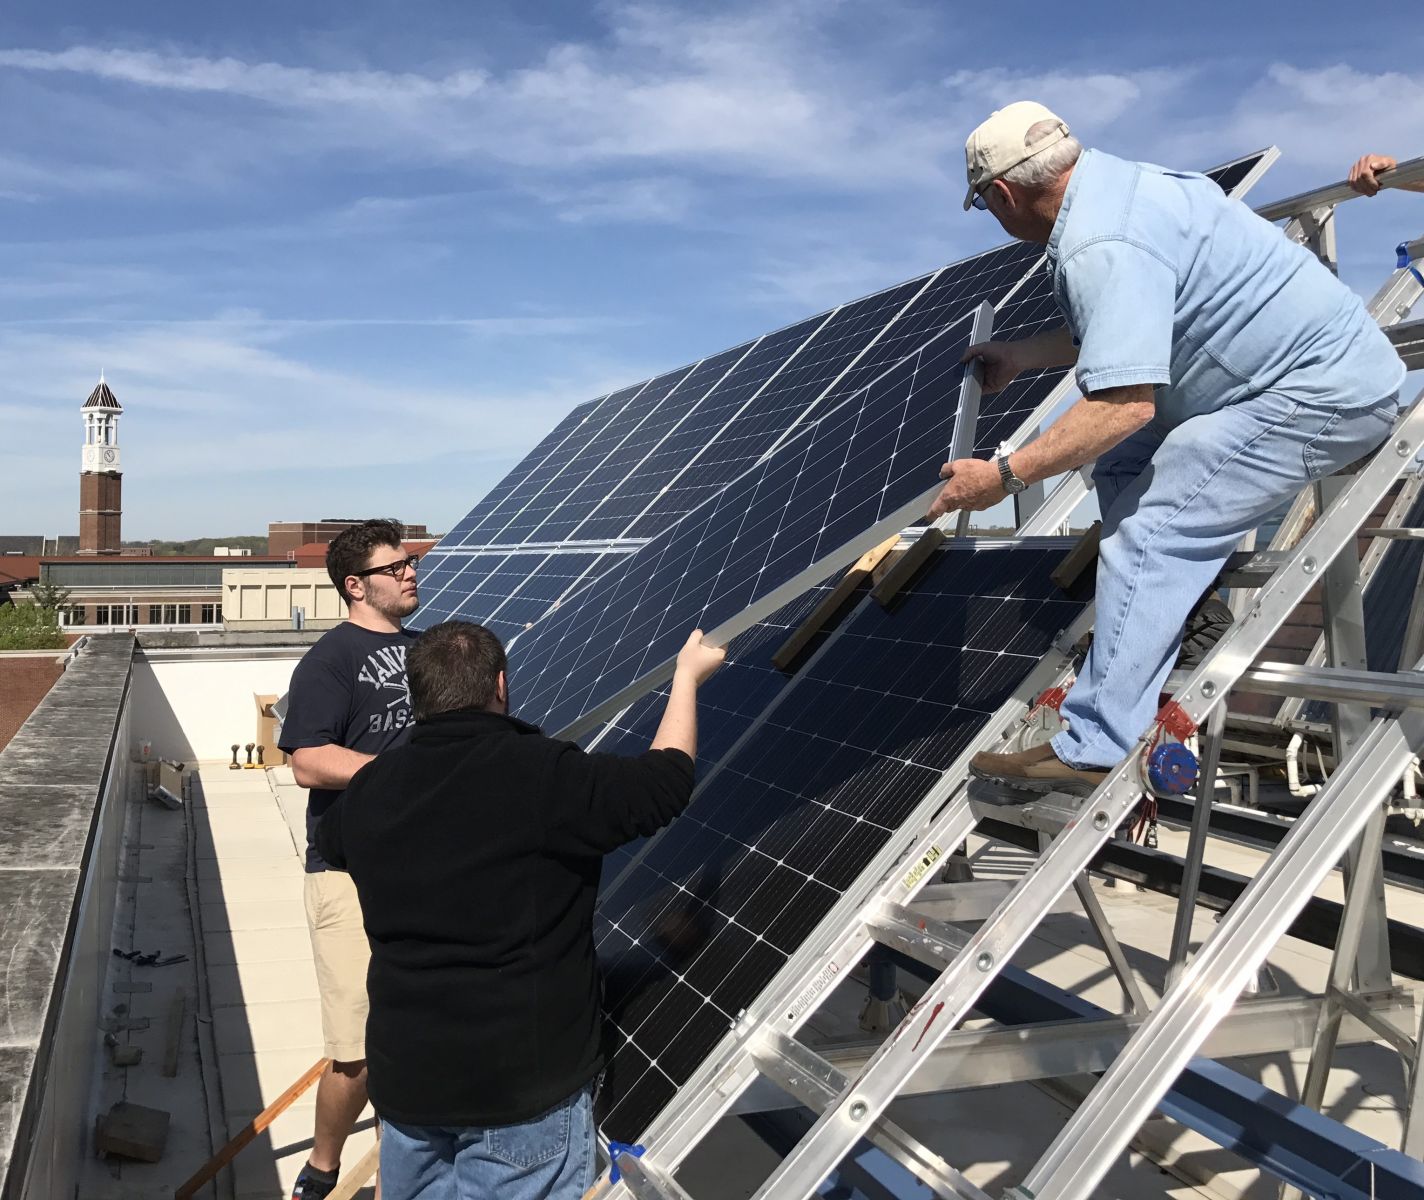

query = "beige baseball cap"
963;101;1071;210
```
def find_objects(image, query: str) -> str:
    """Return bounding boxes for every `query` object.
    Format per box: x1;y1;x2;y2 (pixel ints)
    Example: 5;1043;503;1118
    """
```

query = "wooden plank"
870;528;946;607
327;1142;380;1200
174;1056;330;1199
770;535;899;671
1049;521;1102;592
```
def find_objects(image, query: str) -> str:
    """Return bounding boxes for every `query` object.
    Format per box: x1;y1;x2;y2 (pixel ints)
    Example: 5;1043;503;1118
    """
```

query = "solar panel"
595;571;843;891
416;152;1272;677
592;542;1087;1139
503;243;1047;738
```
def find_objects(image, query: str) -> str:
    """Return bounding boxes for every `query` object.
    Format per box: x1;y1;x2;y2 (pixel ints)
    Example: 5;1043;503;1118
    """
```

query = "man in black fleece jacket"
316;618;723;1200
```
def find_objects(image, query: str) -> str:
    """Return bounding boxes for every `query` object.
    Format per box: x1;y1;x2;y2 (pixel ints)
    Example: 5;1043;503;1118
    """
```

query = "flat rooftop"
4;635;1423;1199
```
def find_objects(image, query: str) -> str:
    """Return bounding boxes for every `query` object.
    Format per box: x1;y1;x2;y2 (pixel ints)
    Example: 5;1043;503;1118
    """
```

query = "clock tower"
79;377;123;556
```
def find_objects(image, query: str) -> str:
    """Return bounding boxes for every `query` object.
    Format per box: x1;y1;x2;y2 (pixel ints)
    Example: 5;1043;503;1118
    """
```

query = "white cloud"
0;4;958;194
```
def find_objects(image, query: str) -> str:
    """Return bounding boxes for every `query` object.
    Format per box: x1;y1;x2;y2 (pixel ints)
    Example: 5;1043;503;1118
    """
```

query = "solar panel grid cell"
488;377;681;545
569;344;757;543
593;571;844;888
624;276;939;536
613;315;832;540
411;550;510;625
441;399;605;546
593;544;1086;1138
457;551;610;639
525;366;699;544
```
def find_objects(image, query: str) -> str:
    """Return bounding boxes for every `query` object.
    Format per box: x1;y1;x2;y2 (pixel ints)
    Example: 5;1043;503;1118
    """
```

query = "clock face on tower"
103;448;116;464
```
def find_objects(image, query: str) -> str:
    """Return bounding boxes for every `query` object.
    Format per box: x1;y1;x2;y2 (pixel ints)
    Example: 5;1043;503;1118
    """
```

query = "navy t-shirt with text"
279;622;417;871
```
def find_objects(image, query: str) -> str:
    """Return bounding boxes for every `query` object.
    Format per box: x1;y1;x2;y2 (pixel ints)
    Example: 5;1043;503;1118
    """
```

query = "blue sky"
1;0;1421;539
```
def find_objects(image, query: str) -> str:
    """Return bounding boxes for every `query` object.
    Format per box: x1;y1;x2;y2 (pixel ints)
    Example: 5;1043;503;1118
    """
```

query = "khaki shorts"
303;870;370;1063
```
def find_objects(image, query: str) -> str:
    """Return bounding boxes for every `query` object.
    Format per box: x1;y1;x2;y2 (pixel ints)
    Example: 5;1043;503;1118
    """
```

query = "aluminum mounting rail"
1254;155;1424;222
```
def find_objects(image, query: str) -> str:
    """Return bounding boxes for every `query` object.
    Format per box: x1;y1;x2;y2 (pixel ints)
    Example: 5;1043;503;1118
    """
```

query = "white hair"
1001;119;1082;188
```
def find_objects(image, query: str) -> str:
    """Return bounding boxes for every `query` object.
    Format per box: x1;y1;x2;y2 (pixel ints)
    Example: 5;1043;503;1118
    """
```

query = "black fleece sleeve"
544;745;695;857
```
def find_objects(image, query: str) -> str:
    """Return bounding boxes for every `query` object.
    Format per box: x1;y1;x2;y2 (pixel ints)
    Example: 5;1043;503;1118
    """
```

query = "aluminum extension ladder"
597;394;1424;1200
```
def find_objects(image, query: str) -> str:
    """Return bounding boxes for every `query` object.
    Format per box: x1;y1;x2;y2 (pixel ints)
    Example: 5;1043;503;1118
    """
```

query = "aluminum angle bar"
1009;707;1424;1200
594;603;1099;1199
1255;155;1424;222
953;301;994;538
738;397;1424;1200
750;1032;991;1200
1205;660;1424;709
727;991;1414;1113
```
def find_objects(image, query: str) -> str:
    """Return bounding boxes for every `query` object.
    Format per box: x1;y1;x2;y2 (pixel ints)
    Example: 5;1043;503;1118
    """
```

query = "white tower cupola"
81;376;123;473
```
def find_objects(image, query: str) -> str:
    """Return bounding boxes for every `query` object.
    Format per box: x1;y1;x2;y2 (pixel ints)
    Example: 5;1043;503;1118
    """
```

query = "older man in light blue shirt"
930;102;1405;793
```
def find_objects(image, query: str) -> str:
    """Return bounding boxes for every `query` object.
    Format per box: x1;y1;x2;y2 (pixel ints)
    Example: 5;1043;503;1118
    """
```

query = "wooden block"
770;534;899;671
111;1045;143;1067
96;1101;170;1162
870;528;946;607
327;1143;380;1200
1050;521;1102;592
163;988;187;1078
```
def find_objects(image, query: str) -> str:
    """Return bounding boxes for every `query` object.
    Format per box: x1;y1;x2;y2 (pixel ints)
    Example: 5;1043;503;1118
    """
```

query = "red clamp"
1033;686;1069;712
1155;700;1198;741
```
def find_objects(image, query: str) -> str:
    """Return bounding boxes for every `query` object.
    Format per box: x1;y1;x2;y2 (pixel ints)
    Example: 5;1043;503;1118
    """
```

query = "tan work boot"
969;741;1109;796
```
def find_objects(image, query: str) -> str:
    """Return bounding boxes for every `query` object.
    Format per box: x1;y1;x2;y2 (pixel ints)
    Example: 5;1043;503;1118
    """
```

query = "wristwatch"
996;453;1027;495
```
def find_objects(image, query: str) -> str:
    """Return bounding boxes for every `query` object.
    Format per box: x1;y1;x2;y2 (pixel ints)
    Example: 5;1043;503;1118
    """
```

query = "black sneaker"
1068;596;1234;673
291;1164;339;1200
1178;597;1234;668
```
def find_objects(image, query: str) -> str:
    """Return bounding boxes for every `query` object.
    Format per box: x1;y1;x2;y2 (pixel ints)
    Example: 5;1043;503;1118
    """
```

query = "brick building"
268;518;431;557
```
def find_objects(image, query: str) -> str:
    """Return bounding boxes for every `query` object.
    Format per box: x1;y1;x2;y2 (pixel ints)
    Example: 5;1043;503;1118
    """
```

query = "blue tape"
608;1141;646;1185
1398;241;1424;288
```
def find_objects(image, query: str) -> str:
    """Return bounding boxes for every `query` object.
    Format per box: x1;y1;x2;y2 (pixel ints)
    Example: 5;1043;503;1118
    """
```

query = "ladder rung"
863;900;969;972
1179;661;1424;709
1217;549;1291;588
966;790;1080;837
1369;526;1424;540
750;1031;991;1200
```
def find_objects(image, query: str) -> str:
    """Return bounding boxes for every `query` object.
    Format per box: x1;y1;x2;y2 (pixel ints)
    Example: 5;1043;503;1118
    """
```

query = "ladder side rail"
743;397;1424;1200
1008;707;1424;1200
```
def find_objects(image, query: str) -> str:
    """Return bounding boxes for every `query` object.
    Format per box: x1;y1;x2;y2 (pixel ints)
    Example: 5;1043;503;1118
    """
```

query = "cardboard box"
254;694;287;766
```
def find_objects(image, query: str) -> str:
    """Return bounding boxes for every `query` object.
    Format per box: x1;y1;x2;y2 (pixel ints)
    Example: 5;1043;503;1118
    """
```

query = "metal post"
1315;474;1393;992
1166;704;1226;985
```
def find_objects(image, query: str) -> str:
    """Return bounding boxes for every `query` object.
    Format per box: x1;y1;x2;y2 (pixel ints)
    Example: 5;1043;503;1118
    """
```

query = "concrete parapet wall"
0;633;134;1198
131;649;304;764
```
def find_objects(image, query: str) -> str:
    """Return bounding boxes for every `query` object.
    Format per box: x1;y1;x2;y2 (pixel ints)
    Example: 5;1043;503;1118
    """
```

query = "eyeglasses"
353;554;420;580
971;185;990;211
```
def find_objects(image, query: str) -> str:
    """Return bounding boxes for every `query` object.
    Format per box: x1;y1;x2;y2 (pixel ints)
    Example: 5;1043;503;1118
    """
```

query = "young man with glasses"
280;518;422;1199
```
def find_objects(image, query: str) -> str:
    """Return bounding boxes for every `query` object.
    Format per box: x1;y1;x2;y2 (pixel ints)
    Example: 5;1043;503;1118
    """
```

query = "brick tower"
78;377;123;555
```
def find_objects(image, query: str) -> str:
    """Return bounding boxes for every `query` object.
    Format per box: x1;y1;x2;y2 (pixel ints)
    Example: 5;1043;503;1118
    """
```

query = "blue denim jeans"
1054;391;1402;769
379;1086;596;1200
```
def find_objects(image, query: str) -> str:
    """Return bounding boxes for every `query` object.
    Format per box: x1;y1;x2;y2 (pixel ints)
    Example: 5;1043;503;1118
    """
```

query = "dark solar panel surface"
622;275;941;539
594;571;845;889
505;247;1057;736
444;398;616;547
592;544;1086;1139
415;550;611;636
